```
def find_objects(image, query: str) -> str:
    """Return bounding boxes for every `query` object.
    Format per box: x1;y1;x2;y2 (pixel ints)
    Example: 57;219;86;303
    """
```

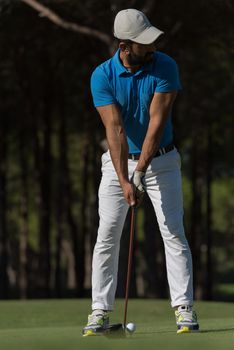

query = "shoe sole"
177;326;200;334
83;330;101;337
83;324;125;337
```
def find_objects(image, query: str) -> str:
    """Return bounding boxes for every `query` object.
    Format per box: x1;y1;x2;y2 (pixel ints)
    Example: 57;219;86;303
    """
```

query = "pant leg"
92;152;129;311
145;149;193;308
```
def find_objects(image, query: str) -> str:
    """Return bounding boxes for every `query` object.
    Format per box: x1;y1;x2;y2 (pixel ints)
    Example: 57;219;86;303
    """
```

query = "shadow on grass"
137;327;234;336
136;330;175;335
200;327;234;333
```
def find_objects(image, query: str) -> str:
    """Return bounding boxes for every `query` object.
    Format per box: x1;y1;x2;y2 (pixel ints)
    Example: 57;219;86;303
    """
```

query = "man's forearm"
106;126;129;186
96;104;136;206
135;91;177;172
135;117;165;172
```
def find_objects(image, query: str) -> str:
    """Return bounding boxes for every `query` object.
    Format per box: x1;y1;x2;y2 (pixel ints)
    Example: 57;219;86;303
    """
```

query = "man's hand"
131;170;146;206
122;182;136;207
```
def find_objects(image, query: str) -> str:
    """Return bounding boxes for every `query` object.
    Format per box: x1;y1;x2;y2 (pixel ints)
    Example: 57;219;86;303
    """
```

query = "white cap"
114;9;163;44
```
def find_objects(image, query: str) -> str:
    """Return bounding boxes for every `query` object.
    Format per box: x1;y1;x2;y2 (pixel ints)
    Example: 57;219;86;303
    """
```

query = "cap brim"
132;26;164;44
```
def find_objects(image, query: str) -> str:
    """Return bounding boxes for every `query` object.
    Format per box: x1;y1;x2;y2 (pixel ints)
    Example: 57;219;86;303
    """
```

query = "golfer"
83;8;199;335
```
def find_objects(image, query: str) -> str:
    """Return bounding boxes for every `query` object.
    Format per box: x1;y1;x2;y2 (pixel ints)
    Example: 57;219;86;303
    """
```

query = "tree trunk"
205;127;213;300
191;135;205;300
55;106;66;298
40;111;52;297
54;100;84;297
84;137;102;294
55;200;63;297
0;119;9;299
66;202;79;296
59;123;80;297
78;133;90;296
33;107;52;298
18;130;29;299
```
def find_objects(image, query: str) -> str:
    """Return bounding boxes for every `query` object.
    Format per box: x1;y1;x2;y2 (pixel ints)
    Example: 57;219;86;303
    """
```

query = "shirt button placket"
132;76;138;104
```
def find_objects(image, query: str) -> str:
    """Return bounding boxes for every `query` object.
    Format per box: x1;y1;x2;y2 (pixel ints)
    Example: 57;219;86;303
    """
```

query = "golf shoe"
82;310;109;336
175;305;199;334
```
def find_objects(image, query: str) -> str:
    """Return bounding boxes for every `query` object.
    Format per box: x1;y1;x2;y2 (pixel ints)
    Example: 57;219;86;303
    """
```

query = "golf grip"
124;206;136;327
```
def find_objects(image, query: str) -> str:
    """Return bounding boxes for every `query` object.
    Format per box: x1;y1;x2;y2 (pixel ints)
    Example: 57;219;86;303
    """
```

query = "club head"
103;323;126;338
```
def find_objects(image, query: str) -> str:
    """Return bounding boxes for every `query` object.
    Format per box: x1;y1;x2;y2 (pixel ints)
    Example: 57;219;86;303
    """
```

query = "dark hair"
117;39;133;46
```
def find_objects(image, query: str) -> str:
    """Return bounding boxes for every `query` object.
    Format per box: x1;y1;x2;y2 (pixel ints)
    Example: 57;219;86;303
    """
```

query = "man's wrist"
119;176;130;187
135;167;146;173
135;157;149;172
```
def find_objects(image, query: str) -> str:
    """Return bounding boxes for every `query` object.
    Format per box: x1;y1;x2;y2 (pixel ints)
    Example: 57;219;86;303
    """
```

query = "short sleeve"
155;56;182;93
90;67;116;107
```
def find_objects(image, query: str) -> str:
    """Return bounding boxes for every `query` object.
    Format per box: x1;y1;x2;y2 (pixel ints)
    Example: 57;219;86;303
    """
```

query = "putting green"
0;299;234;350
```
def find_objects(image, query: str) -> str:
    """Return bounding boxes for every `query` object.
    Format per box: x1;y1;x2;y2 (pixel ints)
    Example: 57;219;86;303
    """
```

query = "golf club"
103;205;136;336
103;323;125;337
124;205;136;327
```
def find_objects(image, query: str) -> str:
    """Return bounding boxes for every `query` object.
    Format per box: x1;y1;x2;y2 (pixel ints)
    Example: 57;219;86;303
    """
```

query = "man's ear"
119;42;130;53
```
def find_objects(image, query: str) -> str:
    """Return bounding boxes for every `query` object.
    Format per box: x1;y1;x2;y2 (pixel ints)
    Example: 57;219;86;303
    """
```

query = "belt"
128;143;175;161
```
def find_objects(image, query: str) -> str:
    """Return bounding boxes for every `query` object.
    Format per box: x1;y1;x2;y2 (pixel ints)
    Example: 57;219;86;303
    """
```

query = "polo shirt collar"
113;49;127;75
113;49;154;76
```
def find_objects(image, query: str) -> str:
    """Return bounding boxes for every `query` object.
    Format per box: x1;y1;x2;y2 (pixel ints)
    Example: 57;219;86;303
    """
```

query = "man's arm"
97;104;136;206
135;91;177;172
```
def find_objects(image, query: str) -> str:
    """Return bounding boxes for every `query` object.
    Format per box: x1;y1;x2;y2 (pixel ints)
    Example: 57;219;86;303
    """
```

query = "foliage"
0;0;233;299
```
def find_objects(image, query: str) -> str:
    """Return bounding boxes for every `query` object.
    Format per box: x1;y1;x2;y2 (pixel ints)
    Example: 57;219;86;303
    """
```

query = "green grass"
0;299;234;350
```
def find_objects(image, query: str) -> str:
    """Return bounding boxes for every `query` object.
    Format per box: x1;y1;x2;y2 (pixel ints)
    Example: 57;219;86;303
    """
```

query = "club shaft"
124;206;136;326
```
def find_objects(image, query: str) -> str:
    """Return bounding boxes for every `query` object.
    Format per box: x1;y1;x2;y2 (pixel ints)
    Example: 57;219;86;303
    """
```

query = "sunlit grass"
0;299;234;350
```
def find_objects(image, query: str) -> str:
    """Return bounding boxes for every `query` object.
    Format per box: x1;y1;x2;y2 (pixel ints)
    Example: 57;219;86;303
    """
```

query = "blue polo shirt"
91;49;182;154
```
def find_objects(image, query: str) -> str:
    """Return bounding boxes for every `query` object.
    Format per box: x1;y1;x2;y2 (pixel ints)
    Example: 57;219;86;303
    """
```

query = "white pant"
92;148;193;310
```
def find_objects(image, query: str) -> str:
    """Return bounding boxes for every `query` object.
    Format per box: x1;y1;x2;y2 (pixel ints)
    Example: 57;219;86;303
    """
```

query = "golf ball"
126;322;136;333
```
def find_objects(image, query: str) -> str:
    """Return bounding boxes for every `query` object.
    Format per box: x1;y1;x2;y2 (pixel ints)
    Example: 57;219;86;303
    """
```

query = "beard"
127;51;154;66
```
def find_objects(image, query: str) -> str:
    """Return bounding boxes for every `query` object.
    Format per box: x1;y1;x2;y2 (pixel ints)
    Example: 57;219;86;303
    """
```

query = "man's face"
127;42;156;66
